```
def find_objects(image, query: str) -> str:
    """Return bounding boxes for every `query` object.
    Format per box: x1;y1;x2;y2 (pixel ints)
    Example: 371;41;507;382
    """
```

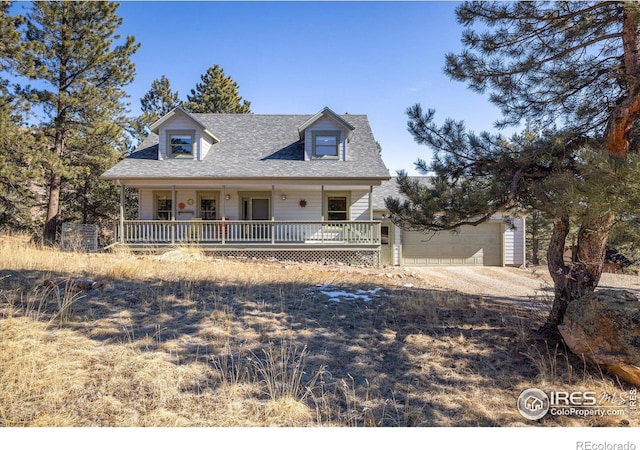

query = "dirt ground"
408;265;640;307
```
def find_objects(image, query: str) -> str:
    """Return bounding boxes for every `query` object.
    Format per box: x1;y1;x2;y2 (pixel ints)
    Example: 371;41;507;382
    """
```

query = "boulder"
558;289;640;387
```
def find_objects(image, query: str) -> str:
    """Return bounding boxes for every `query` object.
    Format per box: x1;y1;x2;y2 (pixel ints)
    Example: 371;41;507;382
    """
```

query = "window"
167;130;195;158
199;196;217;220
327;196;348;221
312;131;340;158
155;192;172;220
381;226;390;245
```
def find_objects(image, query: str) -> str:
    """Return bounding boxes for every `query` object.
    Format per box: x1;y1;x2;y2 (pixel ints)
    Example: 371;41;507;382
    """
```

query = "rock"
72;277;95;291
558;289;640;387
43;278;67;289
43;277;112;293
91;279;114;292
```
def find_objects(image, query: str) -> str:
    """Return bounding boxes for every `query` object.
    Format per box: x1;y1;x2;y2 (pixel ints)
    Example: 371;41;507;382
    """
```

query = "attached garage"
373;177;526;267
401;223;503;266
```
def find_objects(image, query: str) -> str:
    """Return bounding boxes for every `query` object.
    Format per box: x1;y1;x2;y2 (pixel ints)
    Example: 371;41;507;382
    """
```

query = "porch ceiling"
116;178;385;191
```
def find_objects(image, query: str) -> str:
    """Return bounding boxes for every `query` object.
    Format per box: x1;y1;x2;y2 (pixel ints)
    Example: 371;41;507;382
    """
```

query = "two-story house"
101;106;390;265
101;106;525;267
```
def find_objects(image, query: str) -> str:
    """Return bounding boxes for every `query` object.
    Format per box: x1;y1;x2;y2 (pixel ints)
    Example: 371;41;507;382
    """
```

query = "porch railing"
115;220;380;246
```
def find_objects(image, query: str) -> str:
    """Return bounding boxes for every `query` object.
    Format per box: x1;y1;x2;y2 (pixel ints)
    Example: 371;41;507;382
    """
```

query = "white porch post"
221;185;226;219
271;185;275;244
369;185;375;244
320;184;325;243
171;185;176;244
221;185;226;244
271;185;275;220
119;180;124;244
321;185;325;221
369;185;373;221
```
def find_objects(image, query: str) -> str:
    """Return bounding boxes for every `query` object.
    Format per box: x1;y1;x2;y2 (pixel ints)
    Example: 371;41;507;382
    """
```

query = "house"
564;246;633;274
100;106;526;267
101;106;389;265
603;248;633;273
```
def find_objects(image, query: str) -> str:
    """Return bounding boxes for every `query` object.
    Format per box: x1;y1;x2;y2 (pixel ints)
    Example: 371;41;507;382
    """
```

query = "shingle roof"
101;113;390;180
371;176;432;210
605;248;633;267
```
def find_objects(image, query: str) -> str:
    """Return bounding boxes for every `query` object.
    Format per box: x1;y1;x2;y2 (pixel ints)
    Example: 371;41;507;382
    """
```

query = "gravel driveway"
410;265;640;308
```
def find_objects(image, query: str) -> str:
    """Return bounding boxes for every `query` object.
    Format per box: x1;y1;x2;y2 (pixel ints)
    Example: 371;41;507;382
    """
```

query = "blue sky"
13;1;509;175
112;1;511;175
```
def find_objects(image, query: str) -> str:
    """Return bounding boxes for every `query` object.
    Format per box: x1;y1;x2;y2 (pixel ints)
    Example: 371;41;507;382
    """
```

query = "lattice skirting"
205;249;380;266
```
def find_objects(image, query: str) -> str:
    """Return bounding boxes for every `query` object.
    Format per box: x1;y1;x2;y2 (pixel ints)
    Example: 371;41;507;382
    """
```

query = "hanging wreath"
299;200;307;208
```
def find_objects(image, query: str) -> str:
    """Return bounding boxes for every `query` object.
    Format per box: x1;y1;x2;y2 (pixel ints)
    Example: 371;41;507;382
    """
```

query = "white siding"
217;189;240;220
273;190;322;220
139;190;154;220
175;189;197;220
221;192;240;220
303;117;347;161
503;215;525;267
393;225;402;266
199;133;215;160
350;190;371;220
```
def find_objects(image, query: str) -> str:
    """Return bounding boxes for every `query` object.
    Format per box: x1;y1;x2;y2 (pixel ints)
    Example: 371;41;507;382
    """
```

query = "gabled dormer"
298;107;355;161
150;107;219;161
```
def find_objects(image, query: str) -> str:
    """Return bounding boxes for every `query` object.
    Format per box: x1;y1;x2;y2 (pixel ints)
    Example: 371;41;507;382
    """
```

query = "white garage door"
401;223;502;266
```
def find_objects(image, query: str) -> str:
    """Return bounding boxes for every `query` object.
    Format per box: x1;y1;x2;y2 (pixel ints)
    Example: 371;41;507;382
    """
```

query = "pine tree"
526;211;554;266
134;75;180;139
183;64;251;114
0;1;45;234
0;1;21;71
0;95;47;234
61;108;130;232
15;1;139;244
386;1;640;333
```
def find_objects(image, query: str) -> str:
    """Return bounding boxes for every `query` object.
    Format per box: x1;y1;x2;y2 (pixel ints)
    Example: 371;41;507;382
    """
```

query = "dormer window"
167;130;195;158
312;131;340;158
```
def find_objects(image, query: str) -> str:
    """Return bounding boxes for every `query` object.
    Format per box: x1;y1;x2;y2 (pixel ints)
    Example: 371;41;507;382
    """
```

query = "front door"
251;198;270;220
242;197;271;240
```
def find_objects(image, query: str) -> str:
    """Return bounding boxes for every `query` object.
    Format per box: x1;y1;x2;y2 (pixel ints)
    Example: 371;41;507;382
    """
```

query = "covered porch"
111;180;383;265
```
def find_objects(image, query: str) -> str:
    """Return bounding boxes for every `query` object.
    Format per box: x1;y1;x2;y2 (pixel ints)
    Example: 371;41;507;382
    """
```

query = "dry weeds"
0;236;636;427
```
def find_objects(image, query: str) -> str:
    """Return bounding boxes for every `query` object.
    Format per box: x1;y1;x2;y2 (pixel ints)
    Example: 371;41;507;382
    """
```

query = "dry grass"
0;236;636;427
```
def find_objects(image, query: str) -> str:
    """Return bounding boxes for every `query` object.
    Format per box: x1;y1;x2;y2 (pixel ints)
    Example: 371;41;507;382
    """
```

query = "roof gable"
297;106;355;141
149;106;220;143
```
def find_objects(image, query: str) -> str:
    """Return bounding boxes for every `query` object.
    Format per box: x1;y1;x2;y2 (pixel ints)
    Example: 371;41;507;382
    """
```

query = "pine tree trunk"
544;214;571;332
43;172;61;245
82;177;90;224
531;213;540;265
43;130;65;245
542;212;615;335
